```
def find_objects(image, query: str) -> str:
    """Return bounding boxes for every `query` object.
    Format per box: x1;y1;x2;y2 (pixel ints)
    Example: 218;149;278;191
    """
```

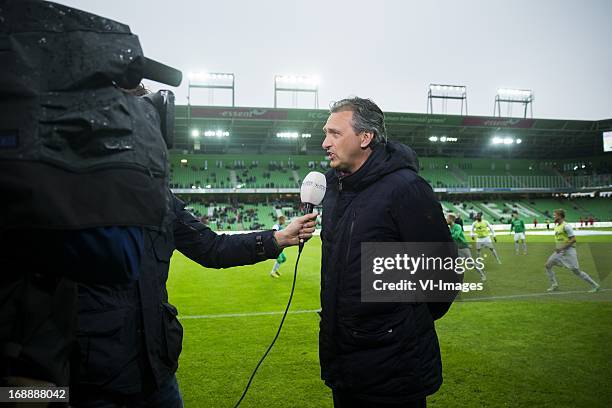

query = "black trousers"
332;391;426;408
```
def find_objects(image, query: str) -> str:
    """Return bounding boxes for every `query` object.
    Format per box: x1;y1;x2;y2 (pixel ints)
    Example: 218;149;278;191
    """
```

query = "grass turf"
168;233;612;407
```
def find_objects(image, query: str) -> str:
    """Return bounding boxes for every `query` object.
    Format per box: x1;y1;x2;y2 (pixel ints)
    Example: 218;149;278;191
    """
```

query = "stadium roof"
174;105;612;159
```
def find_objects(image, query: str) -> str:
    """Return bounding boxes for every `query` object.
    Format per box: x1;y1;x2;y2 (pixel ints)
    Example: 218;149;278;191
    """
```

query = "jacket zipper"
344;210;356;267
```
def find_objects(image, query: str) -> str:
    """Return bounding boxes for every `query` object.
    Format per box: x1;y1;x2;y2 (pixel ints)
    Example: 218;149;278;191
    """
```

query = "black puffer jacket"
73;194;281;398
319;141;454;403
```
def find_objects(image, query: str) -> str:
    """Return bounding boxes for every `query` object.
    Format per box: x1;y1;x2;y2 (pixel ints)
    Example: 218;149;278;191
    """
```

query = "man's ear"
360;131;374;148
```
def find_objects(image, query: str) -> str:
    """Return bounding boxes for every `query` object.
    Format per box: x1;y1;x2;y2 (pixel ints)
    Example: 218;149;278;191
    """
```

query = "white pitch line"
525;230;612;236
178;289;611;320
460;288;612;302
179;308;321;320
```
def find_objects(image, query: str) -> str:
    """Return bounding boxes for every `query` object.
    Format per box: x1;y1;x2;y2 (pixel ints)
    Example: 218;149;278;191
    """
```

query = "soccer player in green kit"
510;210;527;255
447;213;486;281
270;215;287;278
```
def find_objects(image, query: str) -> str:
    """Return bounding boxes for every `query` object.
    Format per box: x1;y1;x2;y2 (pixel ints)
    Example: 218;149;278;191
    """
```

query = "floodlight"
429;84;466;97
276;132;299;139
494;88;533;118
491;136;521;145
204;129;229;137
187;71;235;113
430;136;458;143
274;74;320;108
189;72;234;85
497;88;532;102
427;83;468;115
275;74;319;90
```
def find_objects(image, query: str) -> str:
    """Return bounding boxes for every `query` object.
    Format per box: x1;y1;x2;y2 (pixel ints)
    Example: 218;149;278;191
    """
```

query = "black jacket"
0;227;144;387
74;194;281;397
319;141;454;403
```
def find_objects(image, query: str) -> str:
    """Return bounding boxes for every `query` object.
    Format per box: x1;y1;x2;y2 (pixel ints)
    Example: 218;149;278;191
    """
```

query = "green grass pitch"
167;233;612;407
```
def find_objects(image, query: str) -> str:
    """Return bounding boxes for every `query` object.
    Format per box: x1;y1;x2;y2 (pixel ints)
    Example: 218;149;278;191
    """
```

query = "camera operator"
73;188;316;407
1;0;175;393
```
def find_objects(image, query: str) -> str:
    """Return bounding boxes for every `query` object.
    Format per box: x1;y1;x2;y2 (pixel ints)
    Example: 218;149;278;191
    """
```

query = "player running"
545;209;600;292
470;212;502;264
510;210;527;255
447;213;486;281
270;215;287;278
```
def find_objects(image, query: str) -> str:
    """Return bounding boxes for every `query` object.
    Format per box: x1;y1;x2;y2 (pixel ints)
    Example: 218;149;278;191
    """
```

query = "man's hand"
274;213;318;249
556;238;575;254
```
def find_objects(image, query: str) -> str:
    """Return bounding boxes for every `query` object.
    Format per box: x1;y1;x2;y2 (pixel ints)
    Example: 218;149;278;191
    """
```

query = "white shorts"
514;232;526;242
458;247;473;259
475;236;494;250
546;247;579;270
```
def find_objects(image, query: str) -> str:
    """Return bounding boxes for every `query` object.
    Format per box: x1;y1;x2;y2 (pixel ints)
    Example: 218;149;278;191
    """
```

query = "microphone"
299;171;326;250
142;57;183;87
233;171;325;407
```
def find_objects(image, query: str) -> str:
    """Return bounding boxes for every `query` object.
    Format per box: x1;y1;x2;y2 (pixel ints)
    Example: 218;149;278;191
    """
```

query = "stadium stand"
170;154;610;190
171;156;610;228
167;105;611;230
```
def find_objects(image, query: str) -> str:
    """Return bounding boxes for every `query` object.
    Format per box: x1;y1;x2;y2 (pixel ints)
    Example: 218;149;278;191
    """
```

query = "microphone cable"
232;244;305;407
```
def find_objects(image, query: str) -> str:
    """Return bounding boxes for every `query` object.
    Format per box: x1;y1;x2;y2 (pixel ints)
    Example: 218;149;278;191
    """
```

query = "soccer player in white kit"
545;209;600;292
470;212;502;264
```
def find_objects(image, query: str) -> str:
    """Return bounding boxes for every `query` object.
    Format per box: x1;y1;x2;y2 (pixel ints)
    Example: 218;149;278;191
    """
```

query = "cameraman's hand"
274;213;318;249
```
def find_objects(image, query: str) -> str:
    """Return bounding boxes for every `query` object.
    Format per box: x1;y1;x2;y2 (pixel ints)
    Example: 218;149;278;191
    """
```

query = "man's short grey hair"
330;97;387;147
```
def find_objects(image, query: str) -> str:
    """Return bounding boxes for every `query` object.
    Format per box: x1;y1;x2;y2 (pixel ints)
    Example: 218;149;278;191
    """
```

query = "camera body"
144;90;176;150
0;0;179;230
0;0;183;387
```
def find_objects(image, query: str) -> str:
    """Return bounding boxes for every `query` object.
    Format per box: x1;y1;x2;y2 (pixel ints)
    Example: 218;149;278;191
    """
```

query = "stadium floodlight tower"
186;72;234;147
187;72;235;107
494;88;533;118
427;84;468;115
274;75;319;108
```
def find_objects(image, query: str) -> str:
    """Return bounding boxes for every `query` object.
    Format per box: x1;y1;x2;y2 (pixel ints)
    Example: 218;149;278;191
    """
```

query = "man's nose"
322;135;331;149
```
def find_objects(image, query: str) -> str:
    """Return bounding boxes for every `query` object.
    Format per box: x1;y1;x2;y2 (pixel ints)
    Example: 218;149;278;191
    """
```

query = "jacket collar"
326;141;419;192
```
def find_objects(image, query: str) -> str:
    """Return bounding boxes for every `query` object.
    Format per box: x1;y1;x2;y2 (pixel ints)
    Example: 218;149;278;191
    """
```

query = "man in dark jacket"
320;97;455;407
72;193;317;407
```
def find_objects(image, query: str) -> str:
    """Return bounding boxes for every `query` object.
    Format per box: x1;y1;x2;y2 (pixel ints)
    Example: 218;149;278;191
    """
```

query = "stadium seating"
180;197;609;231
170;154;610;229
180;200;301;231
170;154;611;190
170;154;330;189
440;198;611;224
